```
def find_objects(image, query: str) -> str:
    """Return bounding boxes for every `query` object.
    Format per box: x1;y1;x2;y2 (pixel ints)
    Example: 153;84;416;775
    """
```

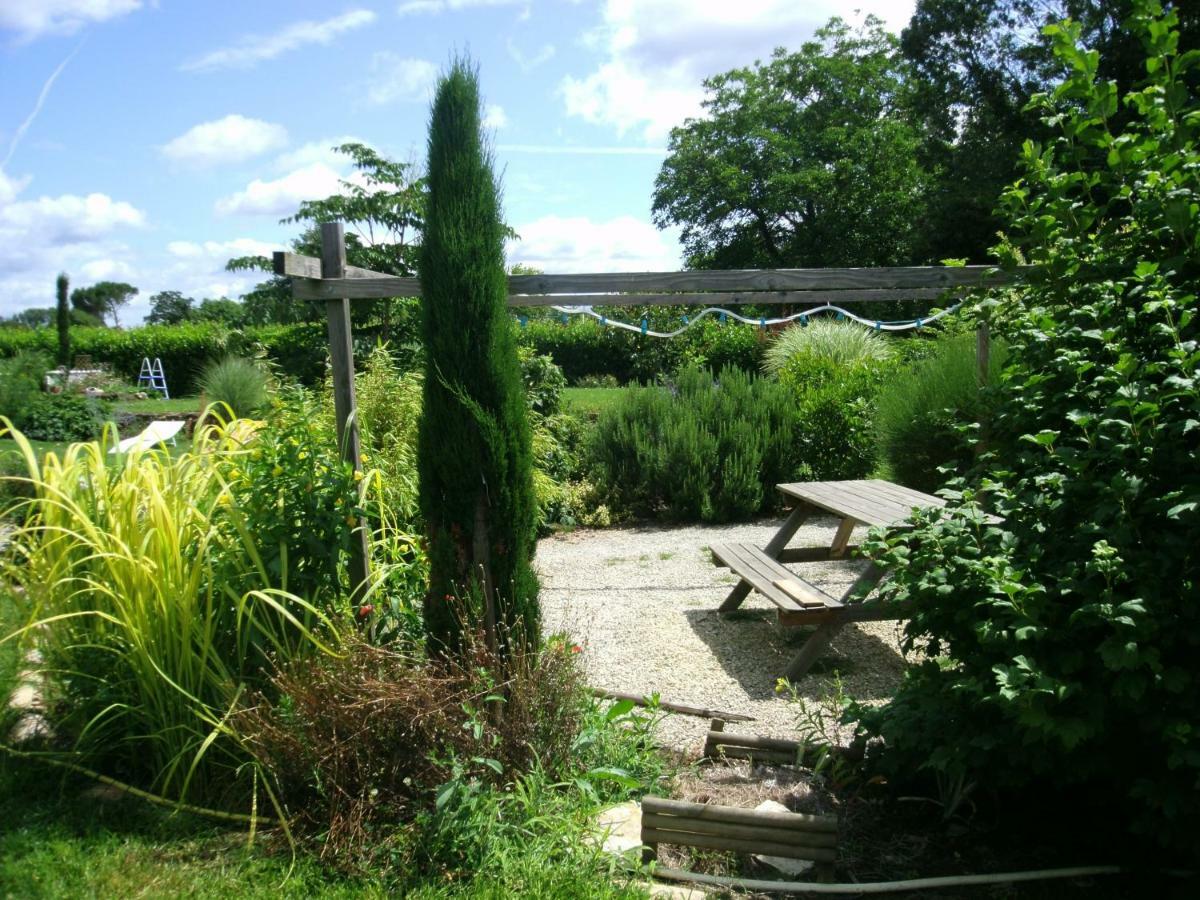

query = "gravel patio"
536;517;912;754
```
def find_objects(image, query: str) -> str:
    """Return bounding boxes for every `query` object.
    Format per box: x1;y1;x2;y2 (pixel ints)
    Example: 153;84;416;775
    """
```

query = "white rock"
591;800;644;856
8;682;42;712
9;713;54;745
751;800;815;876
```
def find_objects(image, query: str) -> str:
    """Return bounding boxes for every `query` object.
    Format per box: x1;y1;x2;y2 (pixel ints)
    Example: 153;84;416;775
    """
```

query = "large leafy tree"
71;281;137;327
652;17;927;269
901;0;1199;261
418;61;539;660
145;290;195;325
856;4;1200;844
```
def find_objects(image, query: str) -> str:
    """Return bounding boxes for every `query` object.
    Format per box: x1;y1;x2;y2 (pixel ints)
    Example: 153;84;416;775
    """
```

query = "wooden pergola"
276;222;1013;590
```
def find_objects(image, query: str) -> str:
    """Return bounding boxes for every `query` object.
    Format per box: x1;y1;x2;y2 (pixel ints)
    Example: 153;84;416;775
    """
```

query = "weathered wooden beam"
289;263;1017;302
590;688;755;723
273;251;394;281
507;288;959;308
320;224;371;602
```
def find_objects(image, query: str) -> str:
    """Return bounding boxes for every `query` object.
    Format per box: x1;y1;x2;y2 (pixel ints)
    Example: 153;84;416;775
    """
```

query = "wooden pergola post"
320;222;370;601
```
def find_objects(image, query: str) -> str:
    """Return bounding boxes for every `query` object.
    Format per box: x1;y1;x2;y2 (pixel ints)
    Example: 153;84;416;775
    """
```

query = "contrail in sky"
3;40;84;169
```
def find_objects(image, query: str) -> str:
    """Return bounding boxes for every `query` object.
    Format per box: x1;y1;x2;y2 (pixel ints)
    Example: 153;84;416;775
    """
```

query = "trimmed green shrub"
24;393;110;442
779;354;891;481
853;7;1200;848
197;356;270;420
587;365;800;522
419;61;540;658
763;317;892;375
56;273;70;367
875;333;1007;493
517;312;765;384
0;351;49;431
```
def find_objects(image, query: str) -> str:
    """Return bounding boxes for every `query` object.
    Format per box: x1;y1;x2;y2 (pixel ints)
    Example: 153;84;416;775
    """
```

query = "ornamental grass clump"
0;418;345;808
762;317;892;375
418;60;539;658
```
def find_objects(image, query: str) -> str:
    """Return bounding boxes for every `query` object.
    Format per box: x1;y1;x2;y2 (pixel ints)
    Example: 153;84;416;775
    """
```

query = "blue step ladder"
137;357;170;399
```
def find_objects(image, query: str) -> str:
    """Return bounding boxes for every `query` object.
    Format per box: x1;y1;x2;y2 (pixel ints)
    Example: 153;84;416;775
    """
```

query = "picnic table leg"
828;517;856;558
784;622;845;681
718;503;812;613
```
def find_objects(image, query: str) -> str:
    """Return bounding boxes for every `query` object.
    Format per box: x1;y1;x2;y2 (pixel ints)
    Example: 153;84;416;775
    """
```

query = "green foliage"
419;61;539;657
0;423;346;806
900;0;1199;263
24;393;110;442
0;350;49;432
854;4;1200;845
0;322;329;394
518;346;566;416
198;356;270;420
352;344;423;527
875;332;1007;492
779;354;889;481
653;17;926;269
70;280;138;327
763;318;893;375
517;313;764;384
146;290;196;325
56;273;70;366
588;365;800;522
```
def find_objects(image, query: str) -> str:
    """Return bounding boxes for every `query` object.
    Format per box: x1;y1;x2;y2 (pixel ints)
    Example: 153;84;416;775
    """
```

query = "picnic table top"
777;479;949;528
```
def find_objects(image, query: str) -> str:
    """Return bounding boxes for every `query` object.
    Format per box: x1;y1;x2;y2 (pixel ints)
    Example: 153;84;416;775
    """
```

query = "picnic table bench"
711;479;956;679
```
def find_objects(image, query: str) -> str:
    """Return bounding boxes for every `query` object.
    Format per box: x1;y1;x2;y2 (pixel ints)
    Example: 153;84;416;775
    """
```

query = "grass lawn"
562;387;626;419
1;433;194;467
113;395;200;416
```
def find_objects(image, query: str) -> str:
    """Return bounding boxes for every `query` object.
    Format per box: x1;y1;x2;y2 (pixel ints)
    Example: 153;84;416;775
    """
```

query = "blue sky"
0;0;914;321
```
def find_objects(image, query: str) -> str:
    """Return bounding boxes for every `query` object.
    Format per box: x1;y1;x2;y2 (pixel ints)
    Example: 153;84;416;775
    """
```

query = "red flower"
570;644;582;654
357;604;374;619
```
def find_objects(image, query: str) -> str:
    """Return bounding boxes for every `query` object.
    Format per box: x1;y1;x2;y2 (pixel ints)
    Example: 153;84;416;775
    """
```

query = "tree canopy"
145;290;195;325
71;281;138;327
652;18;926;270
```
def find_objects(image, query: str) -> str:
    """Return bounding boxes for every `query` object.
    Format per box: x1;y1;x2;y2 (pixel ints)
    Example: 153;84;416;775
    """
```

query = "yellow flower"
218;494;232;507
353;470;363;482
272;465;284;477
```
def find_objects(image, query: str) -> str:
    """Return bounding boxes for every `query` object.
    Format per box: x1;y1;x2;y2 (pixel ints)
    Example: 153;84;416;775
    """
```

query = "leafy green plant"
588;365;800;522
519;346;567;416
24;393;110;442
875;332;1008;492
852;4;1200;848
0;350;49;432
778;353;890;480
763;317;892;375
198;356;270;420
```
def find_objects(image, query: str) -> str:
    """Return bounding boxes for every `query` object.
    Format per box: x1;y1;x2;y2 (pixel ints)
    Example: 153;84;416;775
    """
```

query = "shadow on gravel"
682;608;907;703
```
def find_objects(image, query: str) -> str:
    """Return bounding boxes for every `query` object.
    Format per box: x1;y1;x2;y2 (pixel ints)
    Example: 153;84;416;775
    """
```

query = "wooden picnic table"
710;479;949;680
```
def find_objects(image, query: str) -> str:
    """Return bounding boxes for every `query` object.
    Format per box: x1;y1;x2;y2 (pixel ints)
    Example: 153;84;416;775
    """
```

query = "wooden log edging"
640;796;838;879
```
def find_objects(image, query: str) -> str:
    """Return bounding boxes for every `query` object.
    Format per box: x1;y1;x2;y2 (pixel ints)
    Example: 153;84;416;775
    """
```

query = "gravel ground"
537;517;910;754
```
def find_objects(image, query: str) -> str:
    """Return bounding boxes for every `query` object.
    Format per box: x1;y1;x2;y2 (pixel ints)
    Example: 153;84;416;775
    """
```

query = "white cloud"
497;143;666;155
507;38;556;72
215;162;347;217
398;0;526;15
167;238;281;260
0;165;146;315
5;44;81;167
182;9;376;72
483;104;509;130
365;53;437;105
507;215;682;273
161;115;288;167
561;0;915;142
0;0;142;40
80;257;136;282
272;136;366;172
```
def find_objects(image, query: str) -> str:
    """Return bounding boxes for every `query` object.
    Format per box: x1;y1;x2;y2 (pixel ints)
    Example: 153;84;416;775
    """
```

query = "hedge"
0;323;328;395
516;310;766;383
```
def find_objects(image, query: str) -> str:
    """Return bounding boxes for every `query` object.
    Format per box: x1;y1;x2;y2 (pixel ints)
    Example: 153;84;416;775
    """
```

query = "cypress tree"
417;60;539;659
56;273;70;367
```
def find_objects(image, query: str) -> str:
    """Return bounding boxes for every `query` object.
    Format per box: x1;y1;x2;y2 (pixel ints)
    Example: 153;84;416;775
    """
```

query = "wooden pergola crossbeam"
274;252;1011;304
